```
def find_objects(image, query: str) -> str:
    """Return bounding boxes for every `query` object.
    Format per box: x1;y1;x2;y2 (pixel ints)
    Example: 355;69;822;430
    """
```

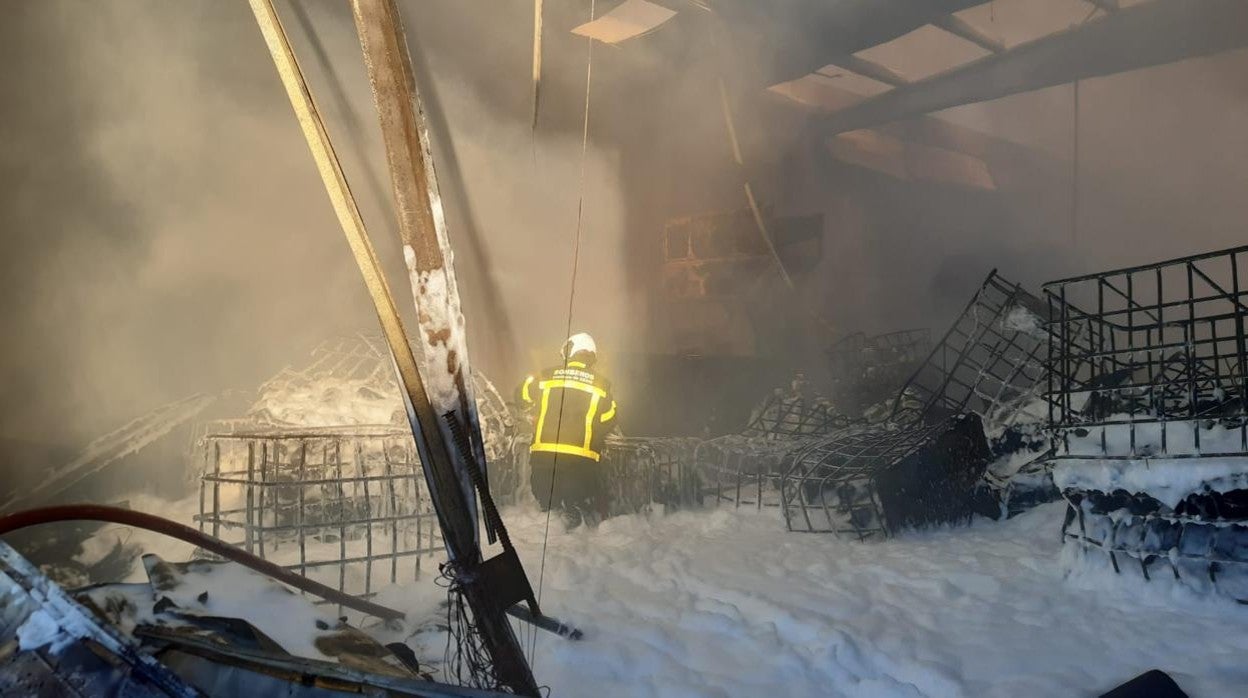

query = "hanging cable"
1071;77;1080;248
530;0;597;670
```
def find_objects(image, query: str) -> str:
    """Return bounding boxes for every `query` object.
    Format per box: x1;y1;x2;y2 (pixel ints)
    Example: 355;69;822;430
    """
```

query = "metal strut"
248;0;541;693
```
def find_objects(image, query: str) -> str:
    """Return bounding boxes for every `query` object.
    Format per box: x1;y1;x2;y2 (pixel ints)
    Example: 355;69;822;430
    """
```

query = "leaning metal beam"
250;2;540;693
350;1;541;694
246;0;479;565
929;13;1005;54
819;0;1248;136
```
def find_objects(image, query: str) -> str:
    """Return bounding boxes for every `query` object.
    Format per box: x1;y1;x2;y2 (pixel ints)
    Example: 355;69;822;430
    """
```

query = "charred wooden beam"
819;0;1248;136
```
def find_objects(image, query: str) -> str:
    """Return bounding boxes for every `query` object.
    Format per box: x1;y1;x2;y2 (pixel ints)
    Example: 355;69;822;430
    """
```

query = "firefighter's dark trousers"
529;451;605;528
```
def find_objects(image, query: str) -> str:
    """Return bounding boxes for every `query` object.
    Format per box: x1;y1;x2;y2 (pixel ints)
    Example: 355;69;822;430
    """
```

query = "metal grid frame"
693;385;852;509
739;393;847;438
865;328;933;365
693;435;810;509
781;423;946;539
1045;245;1248;597
603;436;703;514
827;328;931;415
196;426;442;601
891;271;1063;427
1045;245;1248;461
1062;490;1248;601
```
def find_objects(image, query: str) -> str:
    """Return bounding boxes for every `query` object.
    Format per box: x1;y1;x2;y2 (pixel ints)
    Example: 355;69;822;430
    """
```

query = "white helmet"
561;332;597;362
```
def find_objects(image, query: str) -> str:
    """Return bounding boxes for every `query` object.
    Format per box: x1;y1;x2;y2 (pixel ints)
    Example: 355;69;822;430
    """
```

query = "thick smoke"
1;0;1246;480
0;1;633;458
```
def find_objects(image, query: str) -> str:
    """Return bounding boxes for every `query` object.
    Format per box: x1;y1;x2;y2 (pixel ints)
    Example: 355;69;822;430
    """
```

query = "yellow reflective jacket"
519;361;617;462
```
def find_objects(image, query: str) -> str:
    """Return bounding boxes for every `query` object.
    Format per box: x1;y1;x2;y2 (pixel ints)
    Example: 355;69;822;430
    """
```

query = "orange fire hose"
0;504;405;621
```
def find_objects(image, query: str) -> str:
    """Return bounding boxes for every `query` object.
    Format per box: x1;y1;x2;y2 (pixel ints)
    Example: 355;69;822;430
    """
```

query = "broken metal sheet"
140;554;416;677
904;141;995;190
827;130;908;180
0;541;199;697
767;74;870;112
571;0;676;44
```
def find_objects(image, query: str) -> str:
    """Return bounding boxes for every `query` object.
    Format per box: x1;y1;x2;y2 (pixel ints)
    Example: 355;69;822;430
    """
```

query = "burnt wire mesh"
825;328;932;419
602;436;703;514
1046;245;1248;459
781;416;990;539
740;393;847;437
782;424;931;538
1045;245;1248;598
196;428;443;602
892;271;1069;429
693;435;806;509
694;388;852;508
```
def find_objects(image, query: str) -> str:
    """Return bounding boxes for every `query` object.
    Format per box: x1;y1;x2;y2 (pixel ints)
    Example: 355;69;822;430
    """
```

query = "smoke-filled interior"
2;1;1247;696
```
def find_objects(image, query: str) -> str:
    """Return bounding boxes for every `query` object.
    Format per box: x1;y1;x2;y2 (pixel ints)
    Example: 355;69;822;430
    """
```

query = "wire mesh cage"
196;427;442;600
892;271;1062;429
887;271;1089;517
1045;245;1248;598
688;382;853;509
602;436;703;514
693;435;804;509
781;415;991;539
739;391;846;438
191;335;527;605
828;329;933;417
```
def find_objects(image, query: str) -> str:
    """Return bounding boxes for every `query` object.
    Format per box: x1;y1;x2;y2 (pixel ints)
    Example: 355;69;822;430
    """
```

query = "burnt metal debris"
682;270;1062;537
602;436;704;516
892;271;1057;427
0;538;511;697
1048;245;1248;600
782;415;991;538
604;269;1068;539
893;270;1086;517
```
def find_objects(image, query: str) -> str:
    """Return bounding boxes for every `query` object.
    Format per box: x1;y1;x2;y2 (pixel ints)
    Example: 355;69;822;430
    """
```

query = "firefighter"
519;332;618;527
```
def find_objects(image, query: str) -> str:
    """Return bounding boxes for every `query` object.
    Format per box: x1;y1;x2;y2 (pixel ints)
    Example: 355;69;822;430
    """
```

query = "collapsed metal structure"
1048;245;1248;599
676;269;1063;538
892;271;1055;426
781;415;990;538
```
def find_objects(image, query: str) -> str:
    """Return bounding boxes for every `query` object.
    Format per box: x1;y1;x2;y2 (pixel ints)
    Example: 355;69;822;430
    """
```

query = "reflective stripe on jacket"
520;361;617;461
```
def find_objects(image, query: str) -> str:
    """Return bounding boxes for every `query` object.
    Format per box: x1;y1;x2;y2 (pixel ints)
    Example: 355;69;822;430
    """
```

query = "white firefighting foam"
89;493;1248;696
